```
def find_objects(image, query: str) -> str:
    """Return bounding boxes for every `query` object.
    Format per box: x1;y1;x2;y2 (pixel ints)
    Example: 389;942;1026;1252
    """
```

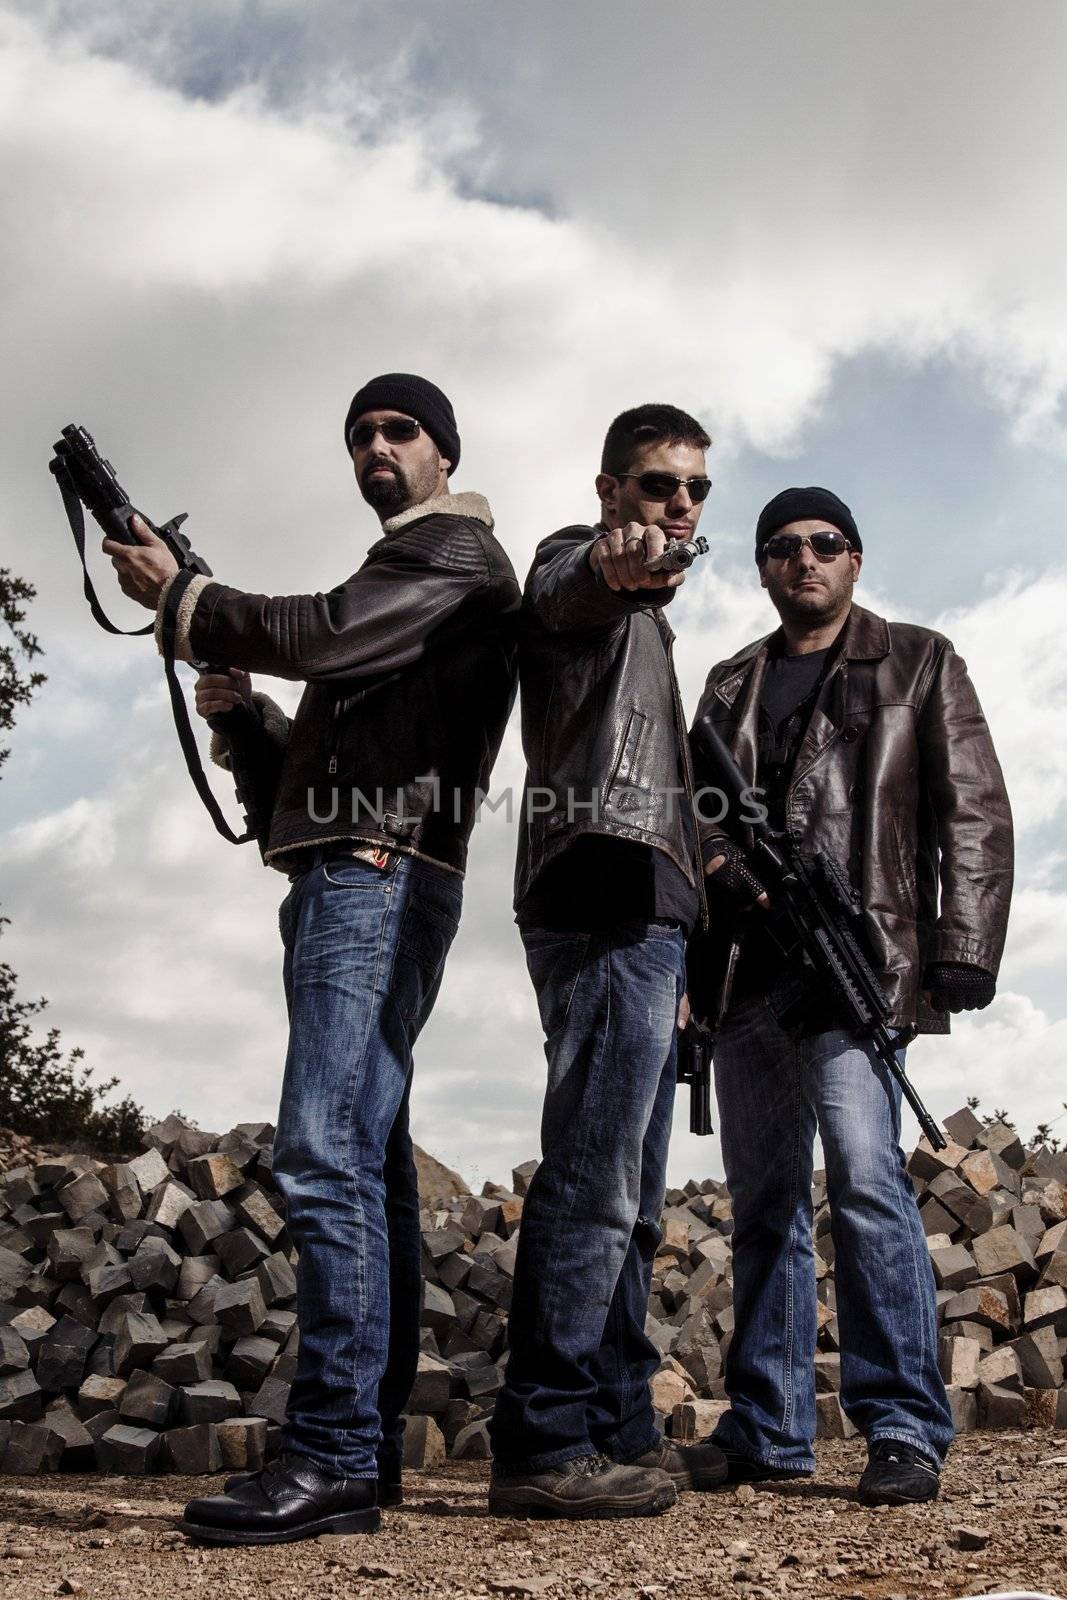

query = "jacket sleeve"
156;517;512;684
918;641;1014;974
208;691;292;855
526;529;677;634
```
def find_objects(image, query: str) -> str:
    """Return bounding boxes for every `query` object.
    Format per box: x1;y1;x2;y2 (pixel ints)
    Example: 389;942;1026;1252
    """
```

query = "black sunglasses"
349;418;422;449
763;530;852;561
617;471;713;503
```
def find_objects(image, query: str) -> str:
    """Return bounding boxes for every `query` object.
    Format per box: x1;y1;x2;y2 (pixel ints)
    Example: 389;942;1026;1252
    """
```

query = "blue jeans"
271;851;462;1478
490;921;686;1471
711;991;954;1470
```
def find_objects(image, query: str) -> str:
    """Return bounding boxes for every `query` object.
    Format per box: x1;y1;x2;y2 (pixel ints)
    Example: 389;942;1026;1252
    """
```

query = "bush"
0;917;148;1156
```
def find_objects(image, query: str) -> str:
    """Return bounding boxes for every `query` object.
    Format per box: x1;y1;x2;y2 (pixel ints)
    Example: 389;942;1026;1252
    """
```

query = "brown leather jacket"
689;603;1013;1033
156;492;520;875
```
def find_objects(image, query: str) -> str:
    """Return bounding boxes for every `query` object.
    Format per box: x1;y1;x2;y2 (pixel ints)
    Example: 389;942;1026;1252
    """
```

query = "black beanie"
755;487;861;560
343;373;460;475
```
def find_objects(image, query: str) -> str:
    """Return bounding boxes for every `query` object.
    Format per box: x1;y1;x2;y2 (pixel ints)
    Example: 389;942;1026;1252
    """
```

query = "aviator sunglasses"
763;530;852;561
617;471;713;503
349;417;422;449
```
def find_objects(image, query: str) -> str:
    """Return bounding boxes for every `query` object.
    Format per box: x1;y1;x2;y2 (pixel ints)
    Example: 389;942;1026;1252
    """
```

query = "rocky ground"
0;1434;1063;1600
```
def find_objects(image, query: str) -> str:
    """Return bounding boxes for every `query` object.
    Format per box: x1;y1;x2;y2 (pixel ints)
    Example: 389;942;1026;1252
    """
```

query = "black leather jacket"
513;525;706;919
157;492;520;875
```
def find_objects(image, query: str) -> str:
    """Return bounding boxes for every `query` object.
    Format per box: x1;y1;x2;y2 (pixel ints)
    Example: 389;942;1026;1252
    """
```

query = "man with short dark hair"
103;374;520;1542
488;404;727;1519
688;486;1013;1506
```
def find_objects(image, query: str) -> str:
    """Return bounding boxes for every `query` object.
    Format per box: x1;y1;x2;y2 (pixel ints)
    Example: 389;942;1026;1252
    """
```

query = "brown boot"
627;1436;729;1491
489;1452;676;1519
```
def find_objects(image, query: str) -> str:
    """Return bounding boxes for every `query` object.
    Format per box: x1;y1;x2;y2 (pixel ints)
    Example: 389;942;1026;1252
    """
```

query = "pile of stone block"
0;1106;1064;1475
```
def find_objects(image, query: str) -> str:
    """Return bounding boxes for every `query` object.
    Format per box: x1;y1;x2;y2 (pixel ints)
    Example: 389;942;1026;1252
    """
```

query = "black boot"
181;1452;380;1545
858;1439;940;1506
225;1451;402;1506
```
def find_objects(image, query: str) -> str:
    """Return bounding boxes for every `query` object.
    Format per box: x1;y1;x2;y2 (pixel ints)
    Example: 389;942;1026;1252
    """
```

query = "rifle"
688;714;947;1151
49;424;256;844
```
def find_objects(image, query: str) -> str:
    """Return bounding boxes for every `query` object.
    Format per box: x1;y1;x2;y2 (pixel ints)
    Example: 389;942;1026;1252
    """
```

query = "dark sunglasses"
618;471;713;503
763;530;852;561
349;417;422;449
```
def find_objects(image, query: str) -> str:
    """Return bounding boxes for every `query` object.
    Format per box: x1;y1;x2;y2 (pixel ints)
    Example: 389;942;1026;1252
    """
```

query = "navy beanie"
344;373;460;474
755;487;861;560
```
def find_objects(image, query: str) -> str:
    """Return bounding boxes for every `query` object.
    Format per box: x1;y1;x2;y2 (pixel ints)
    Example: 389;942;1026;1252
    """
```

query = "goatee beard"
363;470;407;512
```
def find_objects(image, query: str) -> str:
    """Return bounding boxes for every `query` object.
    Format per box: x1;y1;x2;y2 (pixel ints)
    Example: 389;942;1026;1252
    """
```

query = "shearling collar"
383;491;493;535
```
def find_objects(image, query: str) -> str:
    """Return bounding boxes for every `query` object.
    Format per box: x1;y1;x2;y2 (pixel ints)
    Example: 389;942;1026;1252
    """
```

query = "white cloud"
2;3;1067;1182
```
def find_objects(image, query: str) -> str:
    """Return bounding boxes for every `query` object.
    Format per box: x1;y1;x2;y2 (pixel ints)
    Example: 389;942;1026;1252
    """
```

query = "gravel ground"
0;1434;1064;1600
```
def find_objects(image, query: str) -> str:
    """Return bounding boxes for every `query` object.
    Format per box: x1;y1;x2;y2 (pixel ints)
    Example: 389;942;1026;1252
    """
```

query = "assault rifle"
687;714;946;1150
49;424;255;844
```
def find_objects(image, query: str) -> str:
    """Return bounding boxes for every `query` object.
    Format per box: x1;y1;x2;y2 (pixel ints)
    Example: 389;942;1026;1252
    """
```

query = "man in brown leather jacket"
488;404;727;1518
687;486;1013;1507
103;374;520;1543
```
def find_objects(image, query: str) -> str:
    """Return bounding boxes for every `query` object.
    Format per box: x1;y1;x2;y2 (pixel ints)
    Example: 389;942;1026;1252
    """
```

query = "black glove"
923;961;996;1013
702;834;769;908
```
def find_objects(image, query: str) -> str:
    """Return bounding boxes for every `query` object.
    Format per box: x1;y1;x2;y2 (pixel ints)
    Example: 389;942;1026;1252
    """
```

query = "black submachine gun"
685;714;946;1150
49;424;254;843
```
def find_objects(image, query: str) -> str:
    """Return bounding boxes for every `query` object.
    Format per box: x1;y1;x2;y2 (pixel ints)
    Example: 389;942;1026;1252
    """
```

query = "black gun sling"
56;477;253;845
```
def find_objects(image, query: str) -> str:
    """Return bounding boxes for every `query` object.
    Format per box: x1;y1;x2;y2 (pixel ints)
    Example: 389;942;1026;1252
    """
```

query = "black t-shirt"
517;830;700;934
733;639;837;1000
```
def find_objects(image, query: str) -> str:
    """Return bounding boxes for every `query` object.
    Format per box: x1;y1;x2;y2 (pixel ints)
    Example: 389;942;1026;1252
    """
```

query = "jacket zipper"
665;630;709;933
328;694;345;776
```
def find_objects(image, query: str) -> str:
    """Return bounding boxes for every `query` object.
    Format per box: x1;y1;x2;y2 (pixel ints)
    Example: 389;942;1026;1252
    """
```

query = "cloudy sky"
1;1;1065;1188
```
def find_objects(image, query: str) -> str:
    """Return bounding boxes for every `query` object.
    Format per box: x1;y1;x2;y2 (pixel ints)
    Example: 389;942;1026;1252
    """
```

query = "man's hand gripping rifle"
687;715;947;1151
49;424;255;843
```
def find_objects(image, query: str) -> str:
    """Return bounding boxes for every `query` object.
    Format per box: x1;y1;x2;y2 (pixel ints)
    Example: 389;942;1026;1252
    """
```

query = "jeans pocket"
321;854;401;888
523;931;589;1038
395;896;460;1024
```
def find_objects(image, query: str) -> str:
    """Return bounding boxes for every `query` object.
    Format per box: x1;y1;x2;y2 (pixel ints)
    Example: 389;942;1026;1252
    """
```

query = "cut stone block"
1007;1327;1064;1390
0;1369;43;1421
186;1153;245;1202
976;1381;1025;1428
0;1418;65;1473
450;1419;491;1460
217;1415;268;1471
164;1422;222;1473
942;1106;985;1147
56;1173;109;1224
247;1375;290;1426
408;1352;450;1414
36;1315;96;1392
256;1252;297;1306
178;1379;242;1425
112;1312;169;1376
941;1284;1012;1333
972;1225;1038;1284
815;1393;857;1438
119;1369;175;1429
178;1200;236;1255
212;1278;267;1336
95;1422;162;1474
153;1340;214;1386
76;1375;127;1419
402;1413;446;1468
930;1245;978;1292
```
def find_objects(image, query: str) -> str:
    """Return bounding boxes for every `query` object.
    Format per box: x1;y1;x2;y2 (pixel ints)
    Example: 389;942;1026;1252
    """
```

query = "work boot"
857;1439;940;1506
716;1446;813;1484
225;1450;402;1507
488;1452;676;1520
627;1436;729;1490
180;1451;379;1544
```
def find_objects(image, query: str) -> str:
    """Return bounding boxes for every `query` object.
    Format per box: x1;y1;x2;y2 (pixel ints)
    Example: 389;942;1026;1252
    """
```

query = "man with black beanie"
103;373;520;1542
686;486;1013;1506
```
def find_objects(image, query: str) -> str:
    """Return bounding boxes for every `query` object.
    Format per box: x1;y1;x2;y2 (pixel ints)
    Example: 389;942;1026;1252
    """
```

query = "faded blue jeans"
490;921;686;1471
711;990;954;1470
271;850;462;1478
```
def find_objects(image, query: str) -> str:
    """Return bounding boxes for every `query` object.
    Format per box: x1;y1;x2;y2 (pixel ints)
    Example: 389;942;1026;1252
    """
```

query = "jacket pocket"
605;709;650;817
